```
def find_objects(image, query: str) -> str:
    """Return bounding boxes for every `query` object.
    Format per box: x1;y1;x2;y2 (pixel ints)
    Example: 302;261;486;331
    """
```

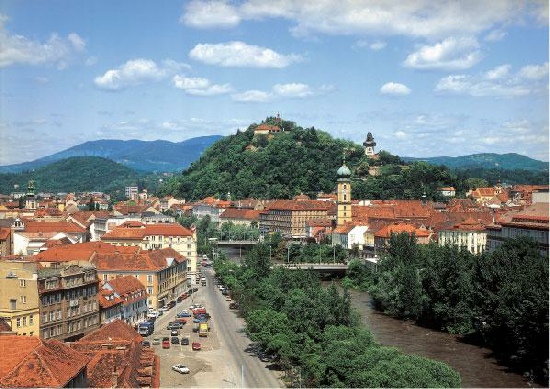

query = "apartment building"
100;221;198;282
259;199;333;239
37;263;100;342
438;217;488;255
0;258;40;336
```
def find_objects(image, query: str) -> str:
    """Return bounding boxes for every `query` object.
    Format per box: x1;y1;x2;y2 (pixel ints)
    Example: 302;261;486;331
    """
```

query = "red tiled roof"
266;199;332;211
375;222;430;238
98;289;124;309
0;228;10;240
35;241;134;263
102;223;193;240
24;220;86;234
106;275;146;296
219;208;261;220
0;336;88;388
92;247;185;272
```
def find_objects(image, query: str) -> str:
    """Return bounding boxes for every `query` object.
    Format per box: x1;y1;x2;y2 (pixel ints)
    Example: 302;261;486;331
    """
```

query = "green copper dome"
337;164;351;177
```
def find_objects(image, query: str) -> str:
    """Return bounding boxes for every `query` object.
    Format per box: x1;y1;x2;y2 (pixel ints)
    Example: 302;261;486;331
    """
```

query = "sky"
0;0;548;166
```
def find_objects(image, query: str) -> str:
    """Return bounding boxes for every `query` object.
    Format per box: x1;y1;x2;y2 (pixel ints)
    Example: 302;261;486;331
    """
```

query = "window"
19;279;26;288
103;274;108;281
29;315;34;325
16;318;20;327
23;316;27;326
147;275;153;283
20;295;26;304
147;287;153;295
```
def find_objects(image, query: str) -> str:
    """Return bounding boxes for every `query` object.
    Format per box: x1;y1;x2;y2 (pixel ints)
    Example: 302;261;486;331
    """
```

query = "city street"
148;270;284;388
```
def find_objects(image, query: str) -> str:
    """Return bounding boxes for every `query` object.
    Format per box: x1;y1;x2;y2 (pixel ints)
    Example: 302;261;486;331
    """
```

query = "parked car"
162;337;170;349
177;310;192;318
152;338;160;345
229;302;239;309
172;364;190;374
192;342;202;350
167;322;183;330
141;340;151;348
171;336;180;345
181;337;189;345
170;329;179;336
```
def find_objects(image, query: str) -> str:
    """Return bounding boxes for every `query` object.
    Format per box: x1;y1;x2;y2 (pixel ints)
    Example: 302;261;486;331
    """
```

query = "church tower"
363;132;376;156
25;180;37;210
336;160;352;226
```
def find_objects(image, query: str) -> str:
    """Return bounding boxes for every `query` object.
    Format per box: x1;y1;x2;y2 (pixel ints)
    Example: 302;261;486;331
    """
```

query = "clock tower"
336;161;352;226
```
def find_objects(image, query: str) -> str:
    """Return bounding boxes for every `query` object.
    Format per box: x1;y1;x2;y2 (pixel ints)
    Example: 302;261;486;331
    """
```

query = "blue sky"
1;0;548;166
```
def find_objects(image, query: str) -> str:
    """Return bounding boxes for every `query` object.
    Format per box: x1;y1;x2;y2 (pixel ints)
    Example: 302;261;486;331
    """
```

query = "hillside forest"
159;118;548;201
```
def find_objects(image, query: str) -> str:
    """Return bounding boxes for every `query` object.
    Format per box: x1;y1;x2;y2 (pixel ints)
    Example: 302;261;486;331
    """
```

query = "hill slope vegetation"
0;156;148;194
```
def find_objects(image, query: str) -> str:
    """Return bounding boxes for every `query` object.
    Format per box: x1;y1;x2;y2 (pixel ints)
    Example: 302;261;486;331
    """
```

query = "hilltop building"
363;132;377;156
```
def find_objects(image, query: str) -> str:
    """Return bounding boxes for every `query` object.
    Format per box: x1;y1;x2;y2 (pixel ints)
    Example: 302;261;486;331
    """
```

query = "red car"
192;342;201;351
162;337;170;349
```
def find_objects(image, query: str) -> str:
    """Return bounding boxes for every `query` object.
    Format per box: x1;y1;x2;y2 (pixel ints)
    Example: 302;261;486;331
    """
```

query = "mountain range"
401;153;548;172
0;136;547;174
0;136;223;173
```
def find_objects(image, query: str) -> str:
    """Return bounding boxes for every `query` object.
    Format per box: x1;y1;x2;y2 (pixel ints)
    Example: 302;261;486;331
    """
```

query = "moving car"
162;337;170;349
172;364;190;374
192;342;202;350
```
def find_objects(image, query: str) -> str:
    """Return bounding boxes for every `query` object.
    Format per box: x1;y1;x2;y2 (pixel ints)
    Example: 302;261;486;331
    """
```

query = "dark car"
181;337;189;345
171;336;180;345
141;340;151;348
229;302;239;309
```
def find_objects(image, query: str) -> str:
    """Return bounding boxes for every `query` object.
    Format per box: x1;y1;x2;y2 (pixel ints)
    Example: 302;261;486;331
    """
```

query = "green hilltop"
159;117;548;201
0;156;152;194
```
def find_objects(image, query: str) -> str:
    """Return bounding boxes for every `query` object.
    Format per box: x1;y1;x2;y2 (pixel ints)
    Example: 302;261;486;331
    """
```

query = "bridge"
216;240;259;246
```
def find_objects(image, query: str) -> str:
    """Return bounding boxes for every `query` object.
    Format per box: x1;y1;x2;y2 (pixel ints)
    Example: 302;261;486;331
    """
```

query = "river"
348;289;540;388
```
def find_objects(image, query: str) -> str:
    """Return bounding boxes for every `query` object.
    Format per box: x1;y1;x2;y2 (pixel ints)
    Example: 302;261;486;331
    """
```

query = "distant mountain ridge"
1;136;546;174
0;135;223;173
402;153;548;172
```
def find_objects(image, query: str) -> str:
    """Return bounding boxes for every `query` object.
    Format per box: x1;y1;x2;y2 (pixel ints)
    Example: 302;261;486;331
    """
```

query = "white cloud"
0;14;85;68
94;59;189;90
172;75;232;96
232;82;330;102
518;62;549;79
273;83;313;97
435;62;548;97
189;41;301;68
380;82;411;96
232;90;272;102
181;0;241;28
484;29;507;42
484;65;511;80
180;1;547;39
370;41;387;50
403;37;481;70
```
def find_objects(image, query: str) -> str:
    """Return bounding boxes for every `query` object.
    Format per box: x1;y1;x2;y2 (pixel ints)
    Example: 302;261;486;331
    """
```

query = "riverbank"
349;290;539;388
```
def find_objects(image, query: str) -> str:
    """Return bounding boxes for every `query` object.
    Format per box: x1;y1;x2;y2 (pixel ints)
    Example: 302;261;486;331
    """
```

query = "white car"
172;364;190;374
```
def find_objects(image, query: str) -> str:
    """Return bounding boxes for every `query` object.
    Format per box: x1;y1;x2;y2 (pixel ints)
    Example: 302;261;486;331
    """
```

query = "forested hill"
159;119;549;201
0;156;146;194
159;122;364;200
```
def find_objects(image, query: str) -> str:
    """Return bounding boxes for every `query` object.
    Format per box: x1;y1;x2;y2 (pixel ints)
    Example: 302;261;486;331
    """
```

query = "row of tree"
344;234;548;384
213;243;461;387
